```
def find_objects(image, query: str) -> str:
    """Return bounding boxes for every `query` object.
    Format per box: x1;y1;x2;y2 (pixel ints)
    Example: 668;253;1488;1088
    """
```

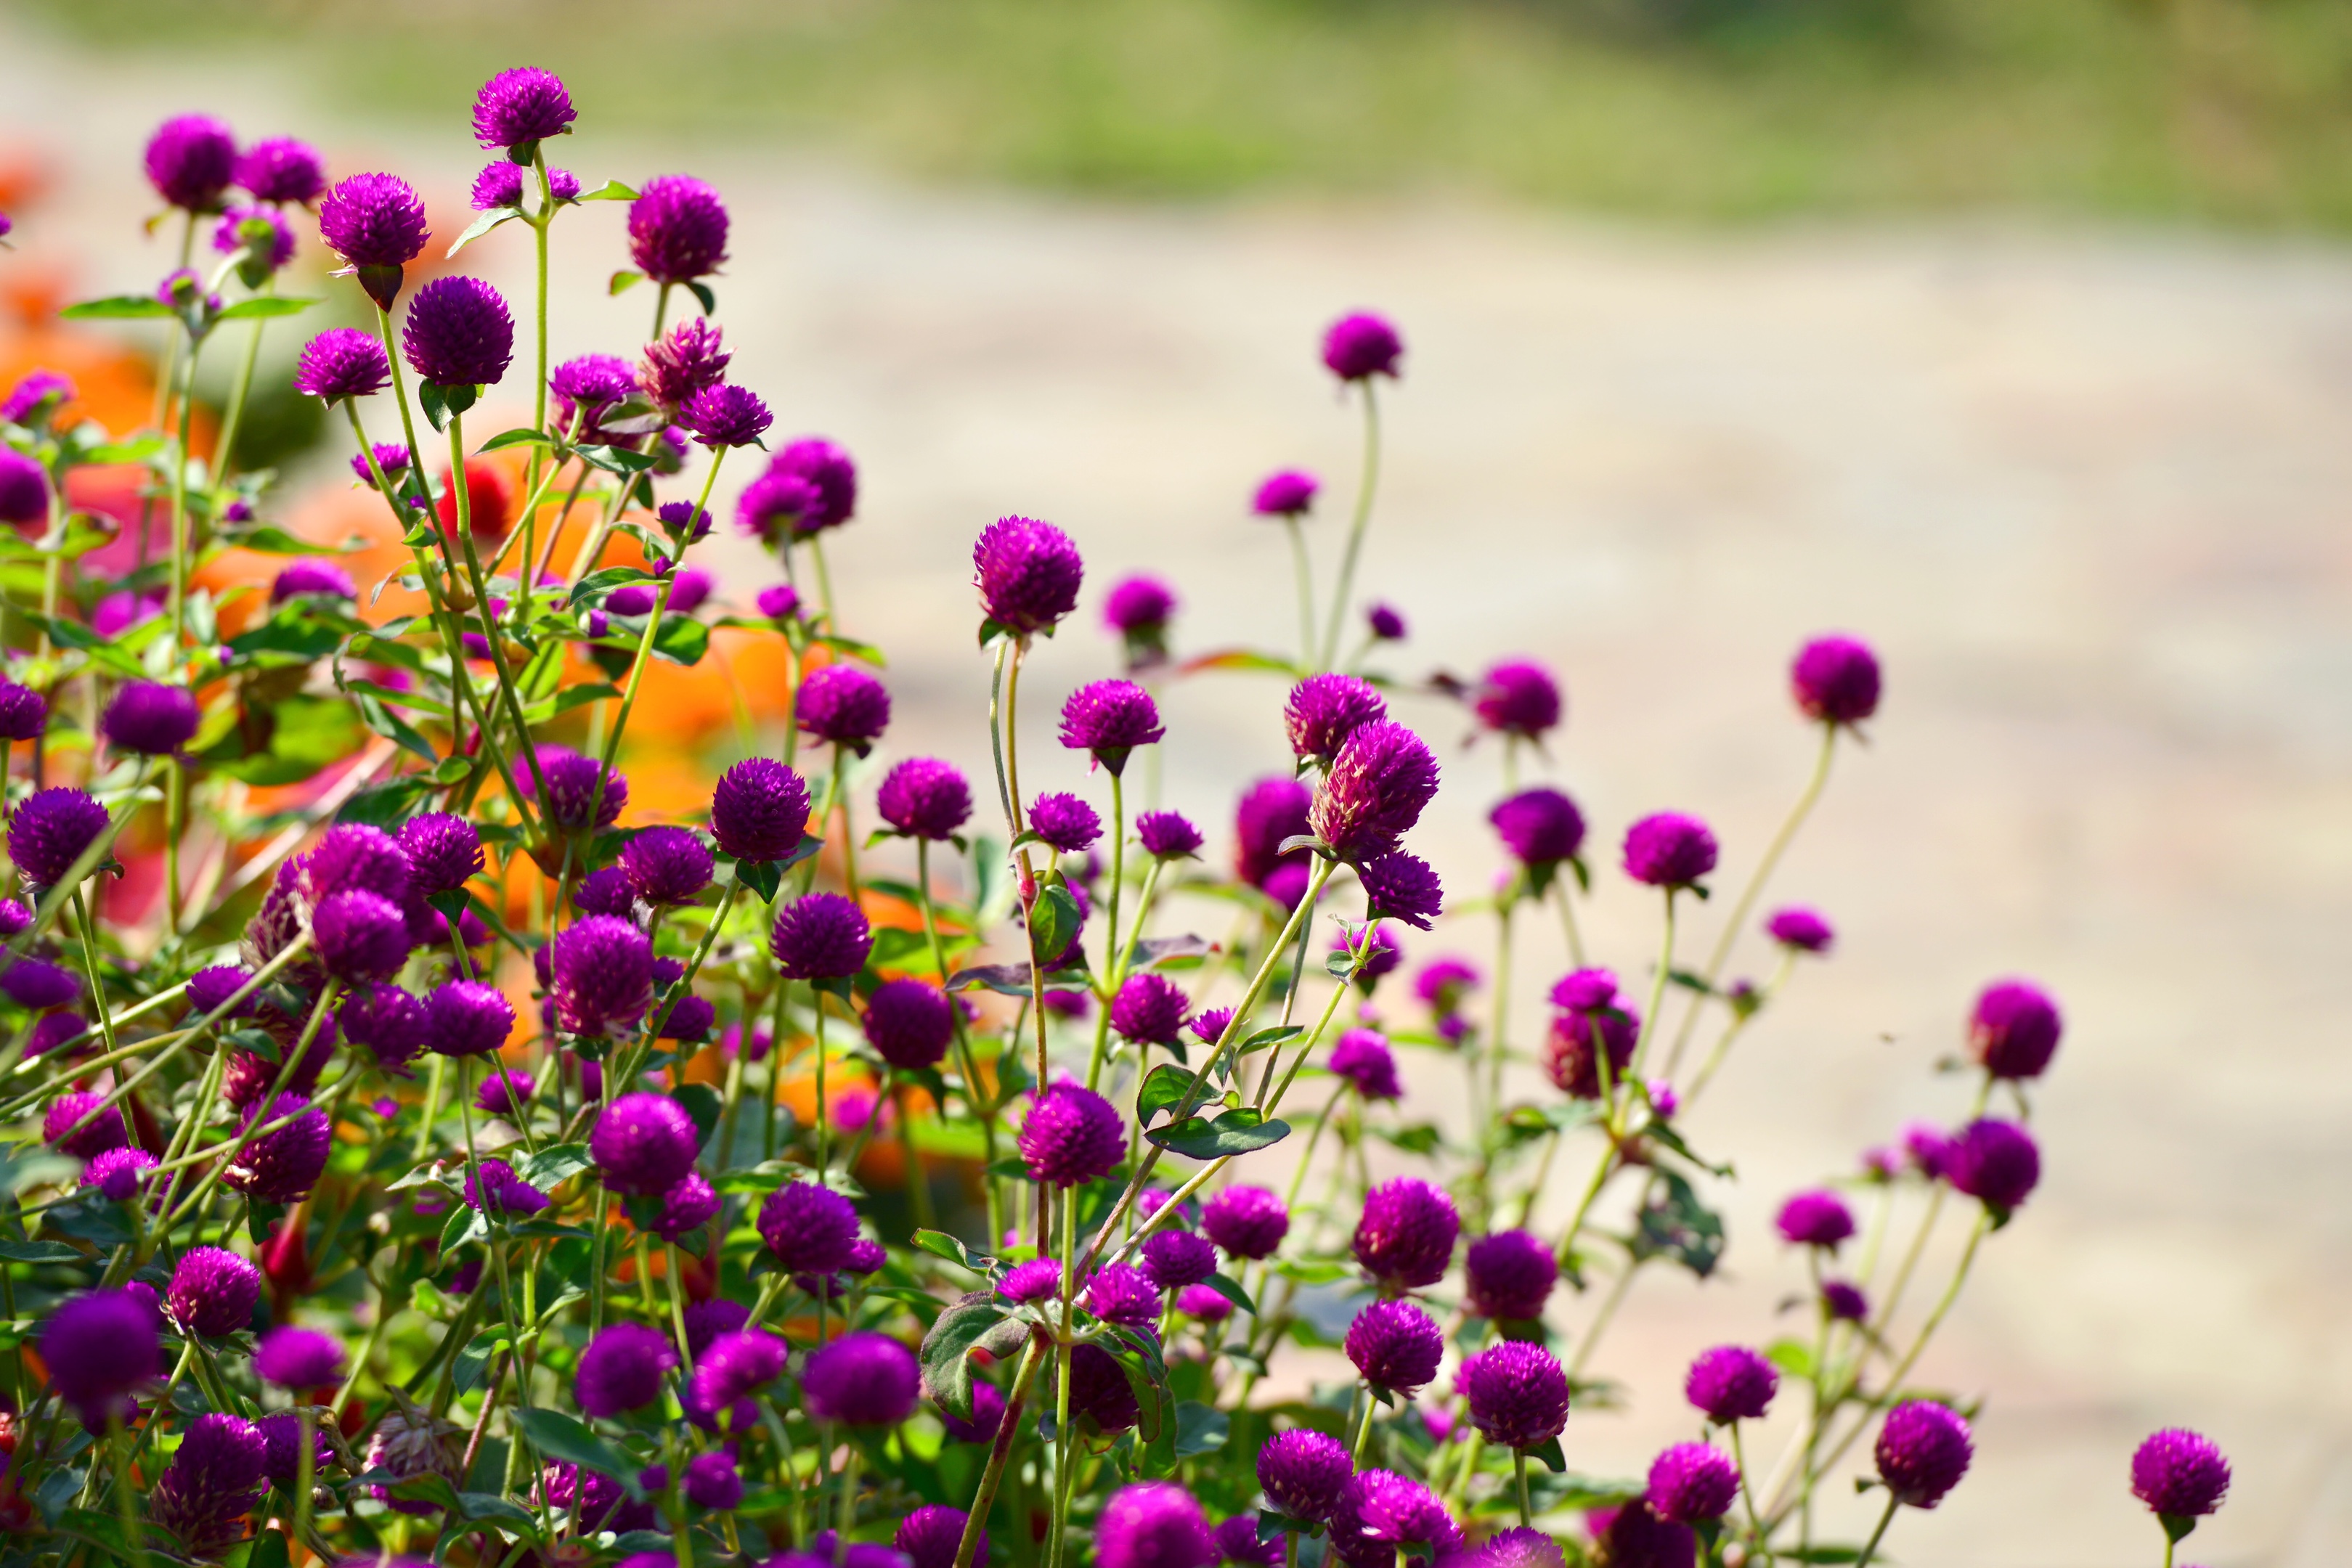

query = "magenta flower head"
938;1379;1008;1445
6;957;78;1010
758;1179;859;1273
475;1068;534;1116
1474;661;1561;740
1645;1445;1736;1524
1333;1470;1460;1564
1313;721;1440;862
102;680;200;755
1415;957;1479;1016
592;1092;701;1195
1460;1341;1570;1450
297;820;413;905
214;203;295;274
1465;1230;1557;1320
1086;1262;1162;1327
654;1169;719;1240
1060;679;1165;775
1111;973;1190;1046
805;1331;921;1426
311;888;412;983
1142;1230;1218;1291
1766;907;1834;954
1491;788;1585;868
1253;470;1319;518
1592;1505;1692;1568
1258;1428;1351;1522
711;756;813;861
1875;1401;1973;1509
1;368;76;426
901;1505;985;1568
863;978;954;1069
237;136;325;203
1622;812;1718;890
0;683;48;743
43;1093;124;1159
1945;1117;2040;1212
552;914;653;1035
1020;1079;1125;1187
975;516;1085;637
1346;1298;1444;1394
683;1449;743;1511
254;1323;344;1389
225;1094;332;1203
1360;851;1443;931
1821;1280;1868;1321
1287;675;1387;767
84;1147;156;1201
621;825;713;906
270;558;357;603
152;1412;269;1559
44;1288;161;1428
1101;1482;1216;1568
998;1257;1064;1304
399;812;484;897
1775;1191;1856;1251
1968;979;2063;1079
683;382;772;449
772;891;872;981
1367;603;1407;642
1473;1530;1563;1568
1203;1185;1289;1259
628;175;731;285
2131;1428;2230;1519
642;318;731;415
1542;992;1636;1101
1235;776;1312;890
402;274;513;389
145;115;237;211
878;757;972;841
797;663;890;752
760;583;803;621
318;171;430;306
293;327;389;402
575;1321;677;1419
1330;1029;1402;1101
473;67;574;152
1136;810;1203;860
1685;1345;1778;1425
1105;573;1176;653
1791;634;1882;727
338;983;420;1074
1354;1177;1460;1289
693;1328;786;1424
1216;1517;1282;1568
1323;313;1403;381
423;979;514;1057
549;353;640;442
0;449;44;526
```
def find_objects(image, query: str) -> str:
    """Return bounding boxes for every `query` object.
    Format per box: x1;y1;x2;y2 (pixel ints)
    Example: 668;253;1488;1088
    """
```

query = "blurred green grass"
28;0;2352;225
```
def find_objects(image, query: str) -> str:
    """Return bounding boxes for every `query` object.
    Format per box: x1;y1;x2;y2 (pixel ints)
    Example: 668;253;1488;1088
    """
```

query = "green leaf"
1146;1108;1290;1161
1763;1338;1815;1379
1526;1436;1566;1474
388;1471;463;1511
579;179;639;203
1372;1123;1445;1156
1200;1271;1254;1313
1173;1400;1229;1458
673;1083;723;1150
516;1407;642;1495
456;1492;542;1534
1176;648;1301;678
576;443;659;475
1135;1063;1195;1128
908;1229;997;1274
440;1202;489;1256
515;1143;593;1191
1102;1326;1176;1468
920;1298;1009;1421
652;614;710;667
736;856;783;904
216;296;318;321
687;280;717;315
220;523;334;557
1629;1168;1725;1279
609;269;645;295
1028;881;1080;965
0;1239;84;1263
59;295;174;319
478;426;554;453
419;380;448;432
447;207;521;258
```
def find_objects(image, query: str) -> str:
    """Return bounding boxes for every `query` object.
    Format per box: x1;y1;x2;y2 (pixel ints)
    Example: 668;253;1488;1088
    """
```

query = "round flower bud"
1968;979;2062;1080
84;1147;157;1201
1059;679;1164;774
1235;776;1312;889
1104;573;1175;634
1945;1118;2040;1211
1490;788;1584;867
1645;1444;1736;1524
1111;973;1190;1047
1346;1299;1444;1394
1822;1281;1869;1321
998;1257;1064;1304
551;915;653;1035
628;175;731;285
44;1288;162;1427
423;979;513;1057
101;680;200;755
293;327;390;402
341;981;427;1070
1330;1029;1402;1101
1086;1262;1161;1327
683;1450;743;1511
1253;470;1318;518
590;1092;701;1196
224;1094;331;1203
1473;661;1560;740
1685;1345;1778;1424
574;1322;677;1419
0;449;45;527
253;1323;344;1389
145;115;237;210
1622;812;1718;889
797;663;891;750
2131;1427;2230;1519
1332;1469;1460;1561
804;1331;921;1426
772;891;872;981
877;757;973;841
1203;1186;1289;1260
1542;1003;1637;1101
758;1180;859;1273
1018;1081;1124;1188
1460;1340;1570;1450
1875;1400;1973;1509
1285;675;1386;769
401;274;514;389
1322;313;1403;381
710;756;813;862
4;958;78;1011
1311;721;1440;862
1258;1428;1351;1522
1028;792;1100;854
1360;852;1443;931
974;515;1084;636
642;316;731;408
1136;810;1203;860
237;136;325;204
1766;907;1834;953
168;1246;261;1338
473;66;575;151
1775;1191;1856;1251
1464;1230;1557;1320
270;558;357;602
1791;634;1881;727
939;1380;1008;1445
151;1412;268;1560
399;813;484;897
9;787;107;887
1142;1230;1218;1291
900;1505;984;1568
1367;603;1407;641
1099;1483;1216;1568
1353;1177;1459;1290
682;382;772;449
313;889;413;982
475;1069;534;1117
1216;1516;1282;1568
0;682;48;743
621;825;714;907
317;172;430;305
863;978;954;1070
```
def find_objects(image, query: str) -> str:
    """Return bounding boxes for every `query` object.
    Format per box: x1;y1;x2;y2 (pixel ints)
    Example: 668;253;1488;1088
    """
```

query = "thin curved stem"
1319;383;1381;671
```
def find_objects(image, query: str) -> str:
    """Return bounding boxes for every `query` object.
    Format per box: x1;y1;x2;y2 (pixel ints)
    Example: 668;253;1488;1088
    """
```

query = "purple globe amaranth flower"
1286;674;1385;766
1312;721;1440;862
901;1505;984;1568
474;1068;534;1117
1111;973;1191;1046
571;867;635;920
1180;1284;1235;1323
0;448;45;526
640;316;731;411
1142;1230;1218;1291
1105;573;1175;635
1332;1469;1460;1564
772;891;872;981
1465;1230;1557;1320
356;1405;452;1515
1;367;76;425
1775;1190;1856;1251
399;813;484;897
473;66;575;151
254;1323;343;1389
1192;1008;1234;1048
318;172;429;306
1136;810;1203;861
758;582;802;621
0;682;47;743
145;115;237;210
575;1321;677;1418
1258;1428;1351;1522
270;558;357;602
759;1180;860;1273
1020;1080;1125;1187
1791;634;1882;727
298;821;415;905
998;1257;1065;1304
1685;1345;1778;1424
2132;1428;2231;1518
1767;907;1834;953
43;1091;124;1158
1876;1401;1973;1508
711;756;812;862
1367;602;1407;641
548;352;640;442
1902;1121;1956;1179
1474;661;1561;740
682;1448;743;1510
1061;1341;1142;1432
1460;1341;1571;1450
1330;1029;1403;1101
1346;1299;1444;1394
654;1170;719;1240
797;663;890;751
152;1412;268;1559
1415;955;1480;1014
1059;679;1165;774
628;174;730;284
1203;1185;1288;1260
1621;812;1719;890
472;162;579;210
877;757;972;841
214;203;295;271
43;1288;160;1426
1945;1117;2041;1211
1491;788;1585;867
167;1245;262;1337
1822;1280;1869;1321
1969;979;2063;1079
552;914;653;1036
682;1298;751;1358
1215;1516;1282;1568
101;679;200;755
620;825;713;906
542;1459;658;1534
804;1331;921;1426
1590;1505;1692;1568
1234;776;1312;889
1472;1529;1563;1568
1354;1177;1460;1289
293;327;389;402
1360;851;1443;931
1253;469;1319;518
237;139;324;208
664;565;714;611
1542;996;1637;1101
1646;1444;1737;1524
423;979;513;1057
752;436;859;534
4;957;79;1010
402;274;513;389
342;981;426;1070
1086;1262;1162;1327
683;381;772;449
937;1374;1009;1447
84;1146;157;1201
1322;313;1403;381
974;515;1084;636
1023;792;1099;855
350;441;412;488
225;1093;331;1203
587;1090;699;1197
1100;1482;1216;1568
312;888;412;982
863;977;954;1069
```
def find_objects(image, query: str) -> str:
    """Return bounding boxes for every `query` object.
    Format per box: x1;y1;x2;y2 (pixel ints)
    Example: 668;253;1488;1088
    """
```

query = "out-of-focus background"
5;1;2351;1562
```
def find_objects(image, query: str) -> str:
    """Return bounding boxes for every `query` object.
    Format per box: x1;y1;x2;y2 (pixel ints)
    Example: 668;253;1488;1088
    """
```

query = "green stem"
1351;1384;1379;1462
1318;381;1380;671
1083;769;1126;1091
953;1336;1045;1568
211;274;274;481
1514;1448;1531;1528
1852;1492;1900;1568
